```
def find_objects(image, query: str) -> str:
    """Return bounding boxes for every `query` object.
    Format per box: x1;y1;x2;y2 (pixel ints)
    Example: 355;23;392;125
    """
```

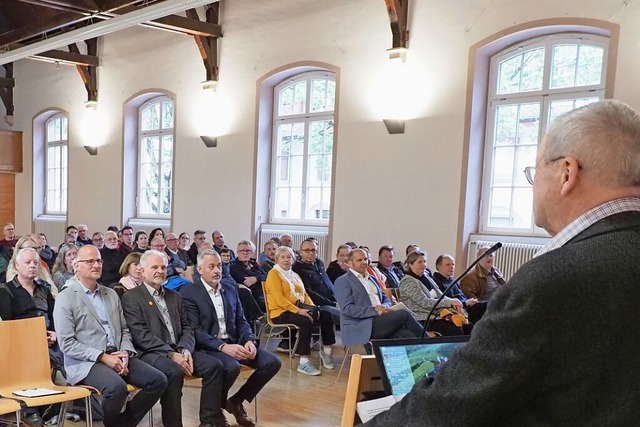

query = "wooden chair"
261;282;300;371
0;397;21;426
0;317;92;426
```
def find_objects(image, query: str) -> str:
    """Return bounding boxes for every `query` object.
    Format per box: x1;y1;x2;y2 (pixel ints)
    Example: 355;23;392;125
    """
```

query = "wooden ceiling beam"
186;4;219;82
146;14;222;37
384;0;409;49
69;38;99;102
0;11;90;47
32;49;99;67
0;64;15;125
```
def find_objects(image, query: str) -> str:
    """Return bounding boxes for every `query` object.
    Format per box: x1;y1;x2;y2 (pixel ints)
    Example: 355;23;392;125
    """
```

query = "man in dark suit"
365;101;640;426
121;250;227;427
335;249;422;348
180;250;281;427
376;245;404;288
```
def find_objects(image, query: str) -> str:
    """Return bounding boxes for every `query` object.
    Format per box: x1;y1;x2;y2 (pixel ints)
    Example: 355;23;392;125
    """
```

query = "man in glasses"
364;101;640;426
229;240;266;312
53;245;166;427
0;223;17;248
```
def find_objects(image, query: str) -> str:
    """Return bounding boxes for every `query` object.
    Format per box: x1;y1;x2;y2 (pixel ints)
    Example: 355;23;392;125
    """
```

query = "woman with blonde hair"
6;235;56;294
52;243;77;291
113;252;143;298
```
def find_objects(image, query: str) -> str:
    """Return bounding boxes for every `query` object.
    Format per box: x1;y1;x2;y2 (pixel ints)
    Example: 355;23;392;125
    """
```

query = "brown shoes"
226;398;256;427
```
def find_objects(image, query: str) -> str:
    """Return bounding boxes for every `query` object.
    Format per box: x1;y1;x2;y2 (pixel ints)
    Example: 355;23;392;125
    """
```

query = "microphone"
420;242;502;338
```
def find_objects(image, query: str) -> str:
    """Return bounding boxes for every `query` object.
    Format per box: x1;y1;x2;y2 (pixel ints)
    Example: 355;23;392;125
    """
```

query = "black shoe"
226;399;256;427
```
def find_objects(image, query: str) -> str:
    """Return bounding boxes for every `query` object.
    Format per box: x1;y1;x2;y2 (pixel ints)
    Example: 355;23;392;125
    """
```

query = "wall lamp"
200;135;218;148
383;119;405;134
83;145;98;156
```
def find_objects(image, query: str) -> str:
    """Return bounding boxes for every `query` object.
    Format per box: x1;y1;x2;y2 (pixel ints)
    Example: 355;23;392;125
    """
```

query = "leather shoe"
226;398;256;427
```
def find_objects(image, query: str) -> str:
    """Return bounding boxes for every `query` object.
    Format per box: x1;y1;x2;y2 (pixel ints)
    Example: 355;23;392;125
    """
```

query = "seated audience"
6;236;55;295
92;232;105;249
165;232;192;268
148;237;191;291
132;231;148;253
461;246;506;301
265;246;336;375
187;229;207;265
113;252;143;298
180;250;281;427
53;245;166;427
0;222;18;248
0;247;64;426
293;238;341;326
66;225;78;242
121;250;226;427
149;228;165;243
335;249;422;349
360;246;389;291
100;231;127;286
38;232;56;269
213;230;236;261
52;243;77;291
107;225;119;233
432;254;487;324
258;239;278;274
279;233;293;248
220;248;232;279
76;224;92;246
326;244;351;284
118;226;135;253
178;232;190;251
376;245;404;288
230;240;267;311
399;251;470;336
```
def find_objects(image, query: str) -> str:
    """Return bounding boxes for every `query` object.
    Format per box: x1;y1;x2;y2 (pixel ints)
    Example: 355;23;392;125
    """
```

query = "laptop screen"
371;336;469;400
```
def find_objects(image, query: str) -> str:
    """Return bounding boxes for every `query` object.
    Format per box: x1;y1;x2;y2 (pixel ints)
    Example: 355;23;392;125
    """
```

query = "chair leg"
148;407;154;427
85;395;93;427
16;409;21;427
289;327;300;372
254;397;258;422
57;401;68;427
335;346;352;382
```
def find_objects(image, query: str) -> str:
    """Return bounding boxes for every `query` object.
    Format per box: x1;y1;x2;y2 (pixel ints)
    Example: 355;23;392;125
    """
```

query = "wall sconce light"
83;145;98;156
202;80;218;92
84;100;98;110
387;47;407;62
200;135;218;148
383;119;405;134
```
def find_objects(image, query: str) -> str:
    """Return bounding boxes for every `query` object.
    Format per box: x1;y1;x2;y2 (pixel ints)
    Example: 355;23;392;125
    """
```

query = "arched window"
137;96;174;218
271;71;336;223
44;113;68;214
481;33;608;235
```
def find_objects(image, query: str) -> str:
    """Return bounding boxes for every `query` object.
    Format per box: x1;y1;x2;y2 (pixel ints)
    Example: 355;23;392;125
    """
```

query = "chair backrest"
261;281;278;327
184;265;194;282
0;316;52;389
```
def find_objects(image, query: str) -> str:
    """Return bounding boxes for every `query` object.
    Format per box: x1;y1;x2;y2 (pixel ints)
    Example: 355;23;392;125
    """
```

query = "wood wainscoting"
0;130;22;227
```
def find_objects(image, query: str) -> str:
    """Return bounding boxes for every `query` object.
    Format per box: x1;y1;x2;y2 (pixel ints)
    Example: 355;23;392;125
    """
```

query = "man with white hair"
100;231;126;286
365;101;640;425
76;224;92;246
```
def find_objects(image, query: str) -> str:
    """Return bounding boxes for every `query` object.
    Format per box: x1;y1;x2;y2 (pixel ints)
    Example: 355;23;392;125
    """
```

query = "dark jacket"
0;276;55;330
377;264;405;288
100;246;127;286
325;260;347;284
187;242;199;265
431;272;468;303
230;259;267;285
292;258;337;307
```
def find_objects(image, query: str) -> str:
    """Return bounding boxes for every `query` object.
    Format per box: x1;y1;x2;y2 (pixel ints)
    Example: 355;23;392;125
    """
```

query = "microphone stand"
420;242;502;338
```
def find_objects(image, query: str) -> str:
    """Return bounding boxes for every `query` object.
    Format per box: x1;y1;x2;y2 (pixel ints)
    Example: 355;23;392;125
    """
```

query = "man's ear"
559;157;581;196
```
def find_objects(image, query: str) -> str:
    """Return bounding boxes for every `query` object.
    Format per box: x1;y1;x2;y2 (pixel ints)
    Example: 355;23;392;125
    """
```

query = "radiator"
258;225;329;262
468;240;544;281
34;216;67;247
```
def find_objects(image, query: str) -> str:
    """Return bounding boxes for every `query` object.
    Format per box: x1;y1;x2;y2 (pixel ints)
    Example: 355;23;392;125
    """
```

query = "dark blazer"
293;258;337;307
366;211;640;426
377;264;405;289
121;283;195;365
335;270;391;346
0;276;55;329
179;279;255;352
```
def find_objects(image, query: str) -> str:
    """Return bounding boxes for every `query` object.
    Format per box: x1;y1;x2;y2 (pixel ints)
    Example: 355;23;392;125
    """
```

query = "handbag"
295;300;320;320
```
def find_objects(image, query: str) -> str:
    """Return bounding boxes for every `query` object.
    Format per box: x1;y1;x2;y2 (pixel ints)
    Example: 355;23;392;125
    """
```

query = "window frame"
269;71;336;225
44;113;68;215
136;95;175;219
480;33;608;236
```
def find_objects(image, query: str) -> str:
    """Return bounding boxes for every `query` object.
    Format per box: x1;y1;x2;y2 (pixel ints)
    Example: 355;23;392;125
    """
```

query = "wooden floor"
62;335;364;427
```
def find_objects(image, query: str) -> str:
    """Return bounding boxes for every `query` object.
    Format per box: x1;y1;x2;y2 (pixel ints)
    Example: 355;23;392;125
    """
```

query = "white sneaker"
320;351;335;369
297;361;321;376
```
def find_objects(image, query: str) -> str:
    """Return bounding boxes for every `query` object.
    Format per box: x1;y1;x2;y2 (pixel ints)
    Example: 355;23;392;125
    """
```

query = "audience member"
178;232;191;251
180;250;281;427
121;250;227;427
279;234;293;248
376;245;404;288
113;252;143;298
460;246;506;301
187;229;207;265
399;251;470;336
38;232;56;269
165;232;192;267
219;248;232;279
432;254;486;324
133;231;148;253
258;239;278;273
334;249;422;349
149;237;191;291
149;228;165;243
266;246;335;375
52;243;78;291
119;226;135;254
76;224;92;246
213;230;236;261
230;240;267;312
100;231;127;287
325;244;351;284
6;236;55;294
107;225;119;233
66;225;78;242
92;232;105;249
53;245;166;427
0;222;17;248
359;246;389;291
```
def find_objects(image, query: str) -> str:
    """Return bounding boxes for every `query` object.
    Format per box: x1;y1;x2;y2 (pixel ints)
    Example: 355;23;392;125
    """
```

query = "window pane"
310;120;333;154
306;187;322;219
514;145;537;186
497;54;522;94
140;163;159;188
162;135;173;163
492;147;515;186
47;168;56;193
277;124;292;155
289;156;304;187
61;145;68;168
512;187;534;228
548;97;599;125
46;119;58;142
161;189;171;215
140;188;159;215
289;187;302;219
517;103;540;146
519;48;545;92
279;86;294;116
293;81;307;114
141;103;160;131
277;156;290;182
291;123;305;155
488;187;512;227
274;188;290;219
46;190;57;212
162;163;172;192
550;44;578;89
61;167;68;193
61;117;68;141
494;105;518;146
576;45;604;86
162;100;174;129
310;79;336;113
140;137;160;163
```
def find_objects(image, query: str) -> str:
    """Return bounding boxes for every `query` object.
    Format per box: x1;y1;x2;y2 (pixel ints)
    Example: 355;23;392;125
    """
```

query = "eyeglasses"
76;259;104;265
166;238;178;242
300;248;317;253
237;249;253;253
523;156;566;185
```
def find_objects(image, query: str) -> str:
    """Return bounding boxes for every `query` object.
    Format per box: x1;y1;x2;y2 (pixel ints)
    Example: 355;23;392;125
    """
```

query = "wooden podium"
341;354;385;427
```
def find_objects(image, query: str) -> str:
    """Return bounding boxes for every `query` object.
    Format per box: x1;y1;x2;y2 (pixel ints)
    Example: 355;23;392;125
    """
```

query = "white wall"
9;0;640;264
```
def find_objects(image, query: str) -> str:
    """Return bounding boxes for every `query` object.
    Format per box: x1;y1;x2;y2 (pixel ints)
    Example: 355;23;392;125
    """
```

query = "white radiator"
468;240;544;281
258;225;329;262
34;216;67;247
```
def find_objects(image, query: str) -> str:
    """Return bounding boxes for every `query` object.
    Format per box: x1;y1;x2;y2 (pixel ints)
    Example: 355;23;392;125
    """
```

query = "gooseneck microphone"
420;242;502;338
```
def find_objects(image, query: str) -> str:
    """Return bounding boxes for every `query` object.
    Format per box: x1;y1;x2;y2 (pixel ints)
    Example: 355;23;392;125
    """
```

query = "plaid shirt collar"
536;197;640;257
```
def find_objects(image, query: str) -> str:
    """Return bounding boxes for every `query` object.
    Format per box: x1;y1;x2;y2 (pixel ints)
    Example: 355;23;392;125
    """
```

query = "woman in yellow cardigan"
265;246;331;376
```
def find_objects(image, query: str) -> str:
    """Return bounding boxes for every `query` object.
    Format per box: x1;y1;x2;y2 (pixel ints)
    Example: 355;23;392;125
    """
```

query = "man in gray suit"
122;250;227;427
335;248;422;348
53;245;166;427
365;100;640;426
